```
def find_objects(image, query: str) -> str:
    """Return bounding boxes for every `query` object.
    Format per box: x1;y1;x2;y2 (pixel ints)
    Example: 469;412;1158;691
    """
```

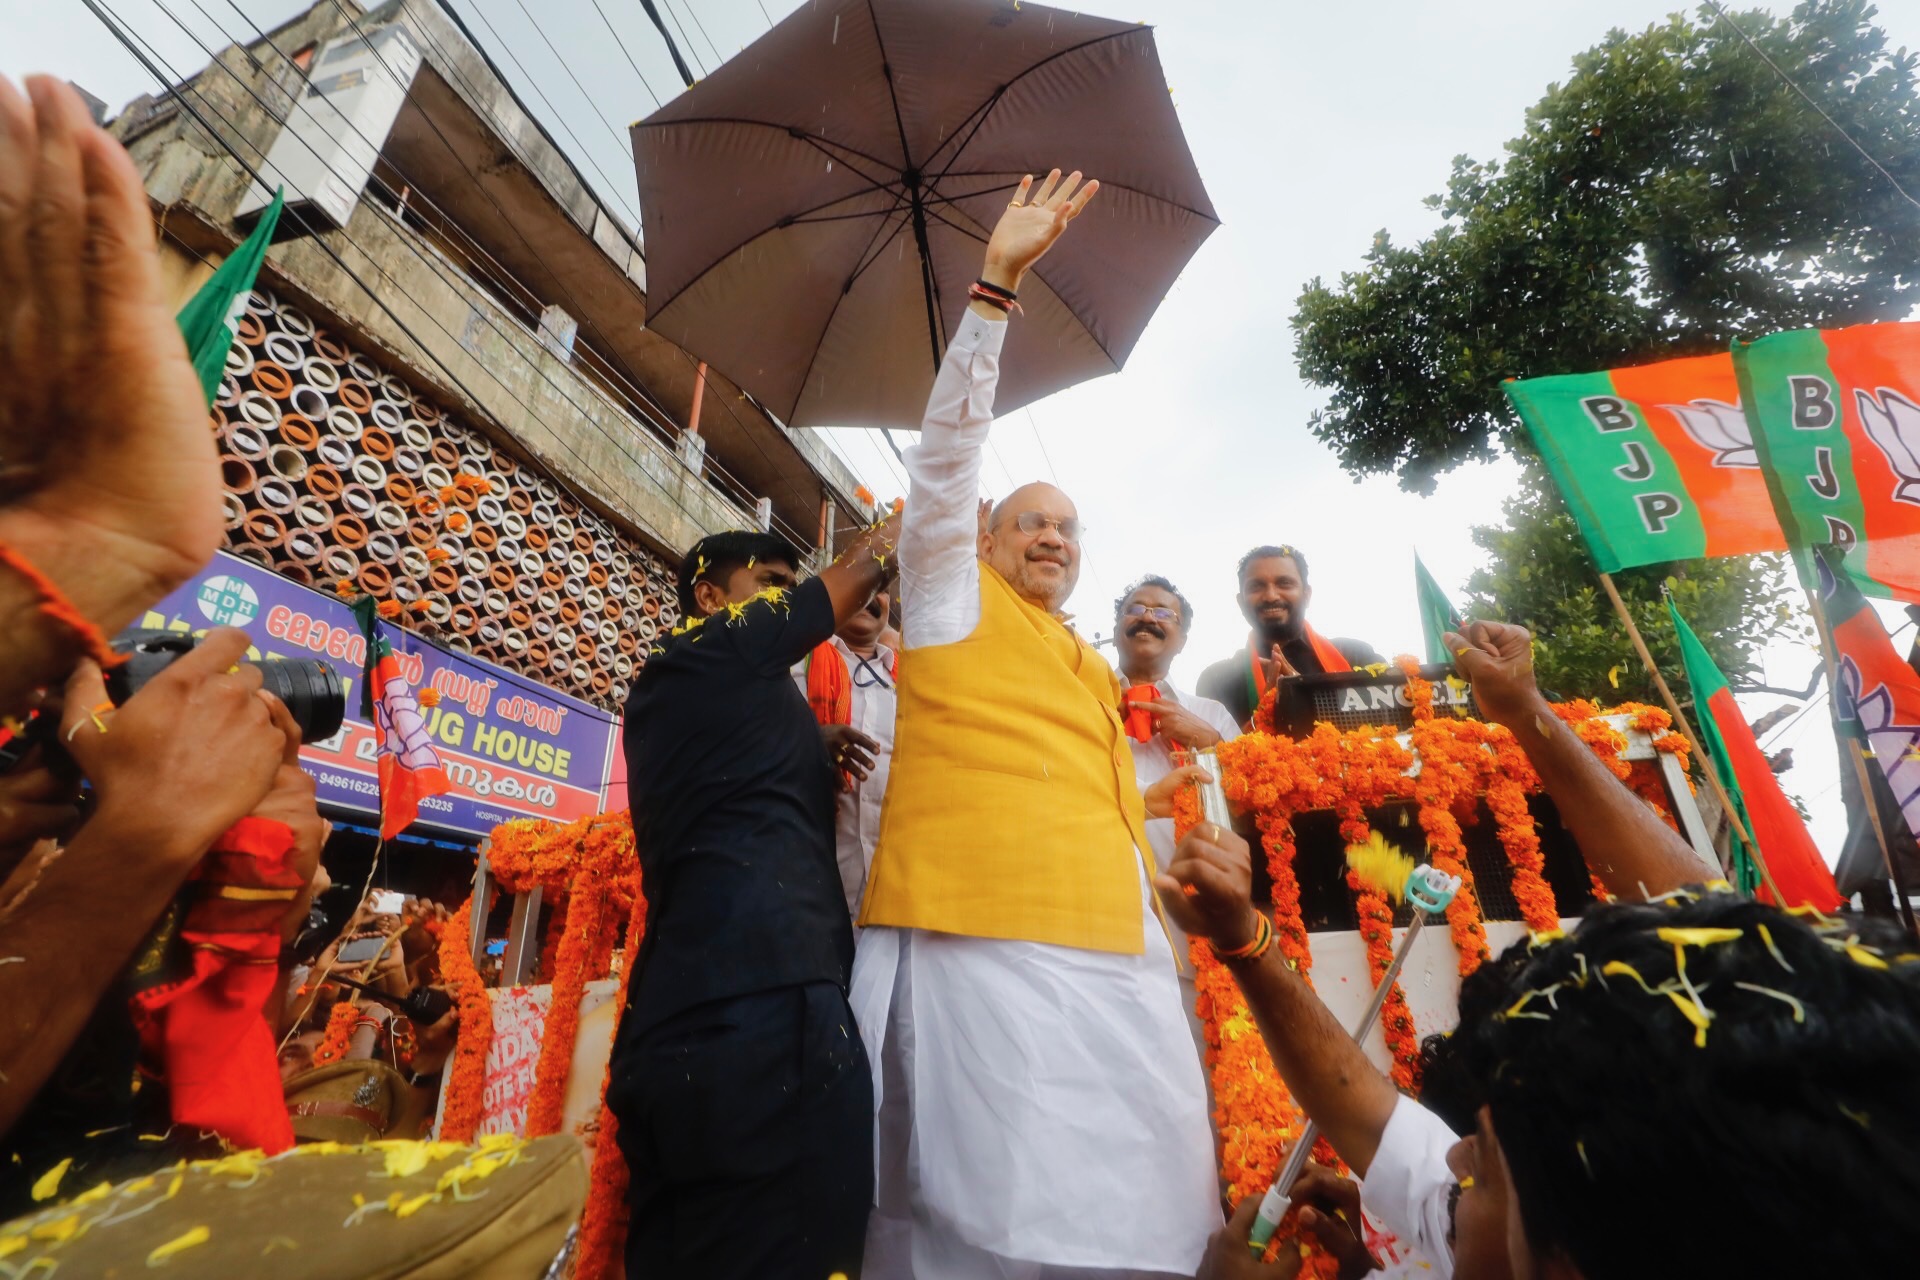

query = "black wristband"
973;277;1018;302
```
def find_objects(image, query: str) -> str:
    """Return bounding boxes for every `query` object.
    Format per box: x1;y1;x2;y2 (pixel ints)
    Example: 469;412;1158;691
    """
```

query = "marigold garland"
1484;739;1557;934
436;898;493;1143
1194;668;1690;1255
575;880;649;1280
311;999;359;1067
1337;801;1421;1091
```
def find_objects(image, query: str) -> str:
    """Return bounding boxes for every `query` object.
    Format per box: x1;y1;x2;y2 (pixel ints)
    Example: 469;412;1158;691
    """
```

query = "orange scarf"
806;642;853;727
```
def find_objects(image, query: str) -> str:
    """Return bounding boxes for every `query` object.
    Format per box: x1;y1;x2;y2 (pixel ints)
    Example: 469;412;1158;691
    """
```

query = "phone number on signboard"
313;768;559;810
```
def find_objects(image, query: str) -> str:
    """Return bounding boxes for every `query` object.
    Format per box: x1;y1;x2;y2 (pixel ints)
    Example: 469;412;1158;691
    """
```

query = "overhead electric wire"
672;0;725;70
103;0;821;557
585;0;663;110
1704;0;1920;217
637;0;696;88
438;0;644;226
87;4;669;719
315;0;841;542
659;0;708;77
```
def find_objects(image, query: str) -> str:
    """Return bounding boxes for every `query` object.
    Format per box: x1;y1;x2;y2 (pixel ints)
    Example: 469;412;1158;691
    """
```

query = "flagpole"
1597;572;1785;902
1800;585;1920;936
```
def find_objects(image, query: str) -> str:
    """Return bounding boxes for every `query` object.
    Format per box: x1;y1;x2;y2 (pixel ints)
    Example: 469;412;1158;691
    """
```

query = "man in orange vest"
850;169;1220;1278
1197;544;1383;728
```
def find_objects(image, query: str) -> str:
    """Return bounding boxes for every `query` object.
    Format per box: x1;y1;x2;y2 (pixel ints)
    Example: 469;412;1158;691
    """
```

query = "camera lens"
252;658;347;743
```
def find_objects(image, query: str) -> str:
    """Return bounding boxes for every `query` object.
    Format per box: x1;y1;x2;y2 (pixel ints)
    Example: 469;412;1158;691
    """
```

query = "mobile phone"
371;890;406;916
336;934;387;966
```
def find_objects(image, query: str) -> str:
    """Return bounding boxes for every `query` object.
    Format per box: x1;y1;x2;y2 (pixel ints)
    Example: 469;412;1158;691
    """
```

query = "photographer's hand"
0;629;290;1140
0;77;224;712
248;694;326;940
62;627;289;866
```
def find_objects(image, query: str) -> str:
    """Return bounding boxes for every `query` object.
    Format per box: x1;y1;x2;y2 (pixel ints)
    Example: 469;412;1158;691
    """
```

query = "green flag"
1501;353;1786;573
1415;554;1461;665
175;188;282;404
1667;594;1844;909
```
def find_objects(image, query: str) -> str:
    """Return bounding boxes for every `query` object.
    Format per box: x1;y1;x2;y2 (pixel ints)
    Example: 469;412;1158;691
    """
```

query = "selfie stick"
1244;861;1461;1255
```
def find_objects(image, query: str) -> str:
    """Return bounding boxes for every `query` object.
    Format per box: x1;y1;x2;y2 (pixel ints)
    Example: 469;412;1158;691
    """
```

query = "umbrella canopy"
630;0;1217;430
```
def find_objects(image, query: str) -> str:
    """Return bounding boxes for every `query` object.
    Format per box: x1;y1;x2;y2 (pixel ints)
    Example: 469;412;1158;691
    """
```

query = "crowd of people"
1;69;1917;1280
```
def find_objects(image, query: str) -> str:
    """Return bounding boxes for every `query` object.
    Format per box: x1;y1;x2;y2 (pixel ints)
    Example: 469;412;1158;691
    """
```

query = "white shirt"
790;634;897;919
1362;1094;1461;1278
851;310;1220;1277
1119;676;1243;872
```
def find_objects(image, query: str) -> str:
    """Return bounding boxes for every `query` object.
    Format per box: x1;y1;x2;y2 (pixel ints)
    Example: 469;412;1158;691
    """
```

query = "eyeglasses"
1013;511;1084;542
1122;604;1181;624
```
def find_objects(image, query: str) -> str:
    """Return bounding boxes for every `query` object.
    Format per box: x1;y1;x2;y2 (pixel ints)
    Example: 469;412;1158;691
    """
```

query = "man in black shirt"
610;514;897;1280
1196;544;1383;728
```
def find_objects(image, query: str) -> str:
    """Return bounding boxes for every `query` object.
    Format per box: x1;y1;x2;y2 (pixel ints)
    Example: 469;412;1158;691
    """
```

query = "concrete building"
110;0;872;714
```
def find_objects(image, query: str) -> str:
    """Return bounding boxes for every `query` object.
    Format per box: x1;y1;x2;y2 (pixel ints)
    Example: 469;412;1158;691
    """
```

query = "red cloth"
128;816;301;1154
1122;683;1160;743
1705;688;1844;911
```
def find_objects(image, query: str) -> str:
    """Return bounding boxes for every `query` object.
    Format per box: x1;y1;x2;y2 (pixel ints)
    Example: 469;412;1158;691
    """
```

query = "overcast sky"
10;0;1919;864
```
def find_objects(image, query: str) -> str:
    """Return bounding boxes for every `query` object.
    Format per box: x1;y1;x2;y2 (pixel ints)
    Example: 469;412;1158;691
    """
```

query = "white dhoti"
852;867;1221;1278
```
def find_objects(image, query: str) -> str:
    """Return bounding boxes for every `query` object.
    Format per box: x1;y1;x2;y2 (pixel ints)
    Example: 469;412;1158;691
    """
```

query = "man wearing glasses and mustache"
850;170;1221;1278
1112;575;1241;1062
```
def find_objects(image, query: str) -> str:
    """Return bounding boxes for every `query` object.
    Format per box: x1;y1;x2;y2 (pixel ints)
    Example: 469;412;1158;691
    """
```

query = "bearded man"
1197;544;1383;728
851;170;1220;1279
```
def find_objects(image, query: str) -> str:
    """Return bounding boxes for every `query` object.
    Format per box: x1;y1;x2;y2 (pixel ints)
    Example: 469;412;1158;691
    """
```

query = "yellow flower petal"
0;1236;23;1258
1665;989;1712;1047
381;1145;432;1179
1655;927;1742;948
1845;944;1889;970
29;1214;80;1243
147;1225;210;1265
30;1158;70;1202
393;1192;437;1218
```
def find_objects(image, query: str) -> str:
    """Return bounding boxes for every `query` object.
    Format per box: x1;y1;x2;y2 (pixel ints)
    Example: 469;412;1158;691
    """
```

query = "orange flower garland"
311;999;359;1067
1337;800;1421;1091
1193;671;1693;1246
1484;739;1558;933
525;887;607;1136
574;881;649;1280
436;898;493;1142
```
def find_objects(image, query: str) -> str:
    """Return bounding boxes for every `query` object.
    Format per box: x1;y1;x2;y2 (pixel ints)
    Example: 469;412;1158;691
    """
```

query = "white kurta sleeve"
1362;1095;1460;1277
899;311;1006;651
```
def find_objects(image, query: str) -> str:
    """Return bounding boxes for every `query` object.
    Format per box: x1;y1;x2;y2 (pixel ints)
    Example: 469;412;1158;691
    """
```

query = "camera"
110;629;347;744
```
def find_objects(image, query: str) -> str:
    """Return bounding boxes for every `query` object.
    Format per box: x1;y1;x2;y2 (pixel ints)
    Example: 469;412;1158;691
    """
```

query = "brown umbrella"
630;0;1217;430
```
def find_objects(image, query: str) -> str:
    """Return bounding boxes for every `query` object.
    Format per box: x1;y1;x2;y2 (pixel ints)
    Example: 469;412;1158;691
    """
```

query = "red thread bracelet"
968;282;1024;315
0;543;124;669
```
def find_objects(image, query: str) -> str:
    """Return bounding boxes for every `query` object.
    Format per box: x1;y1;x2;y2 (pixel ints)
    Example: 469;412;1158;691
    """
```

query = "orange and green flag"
1667;597;1842;910
1733;321;1920;602
1503;352;1785;572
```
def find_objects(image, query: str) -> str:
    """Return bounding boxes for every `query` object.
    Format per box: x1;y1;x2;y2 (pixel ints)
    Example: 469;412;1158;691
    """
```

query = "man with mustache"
1113;576;1241;1058
851;171;1221;1278
794;588;896;920
1197;544;1383;729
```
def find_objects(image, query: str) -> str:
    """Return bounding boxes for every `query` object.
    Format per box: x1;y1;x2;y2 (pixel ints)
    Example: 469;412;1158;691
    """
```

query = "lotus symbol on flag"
1856;388;1920;506
1837;654;1920;814
1663;399;1757;468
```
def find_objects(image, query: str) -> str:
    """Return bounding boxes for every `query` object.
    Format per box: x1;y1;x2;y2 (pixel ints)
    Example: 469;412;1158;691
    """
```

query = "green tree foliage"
1459;478;1806;706
1293;1;1916;703
1294;0;1920;491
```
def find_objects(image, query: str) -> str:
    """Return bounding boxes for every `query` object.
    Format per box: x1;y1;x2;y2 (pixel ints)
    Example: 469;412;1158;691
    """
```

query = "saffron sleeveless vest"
859;564;1156;953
